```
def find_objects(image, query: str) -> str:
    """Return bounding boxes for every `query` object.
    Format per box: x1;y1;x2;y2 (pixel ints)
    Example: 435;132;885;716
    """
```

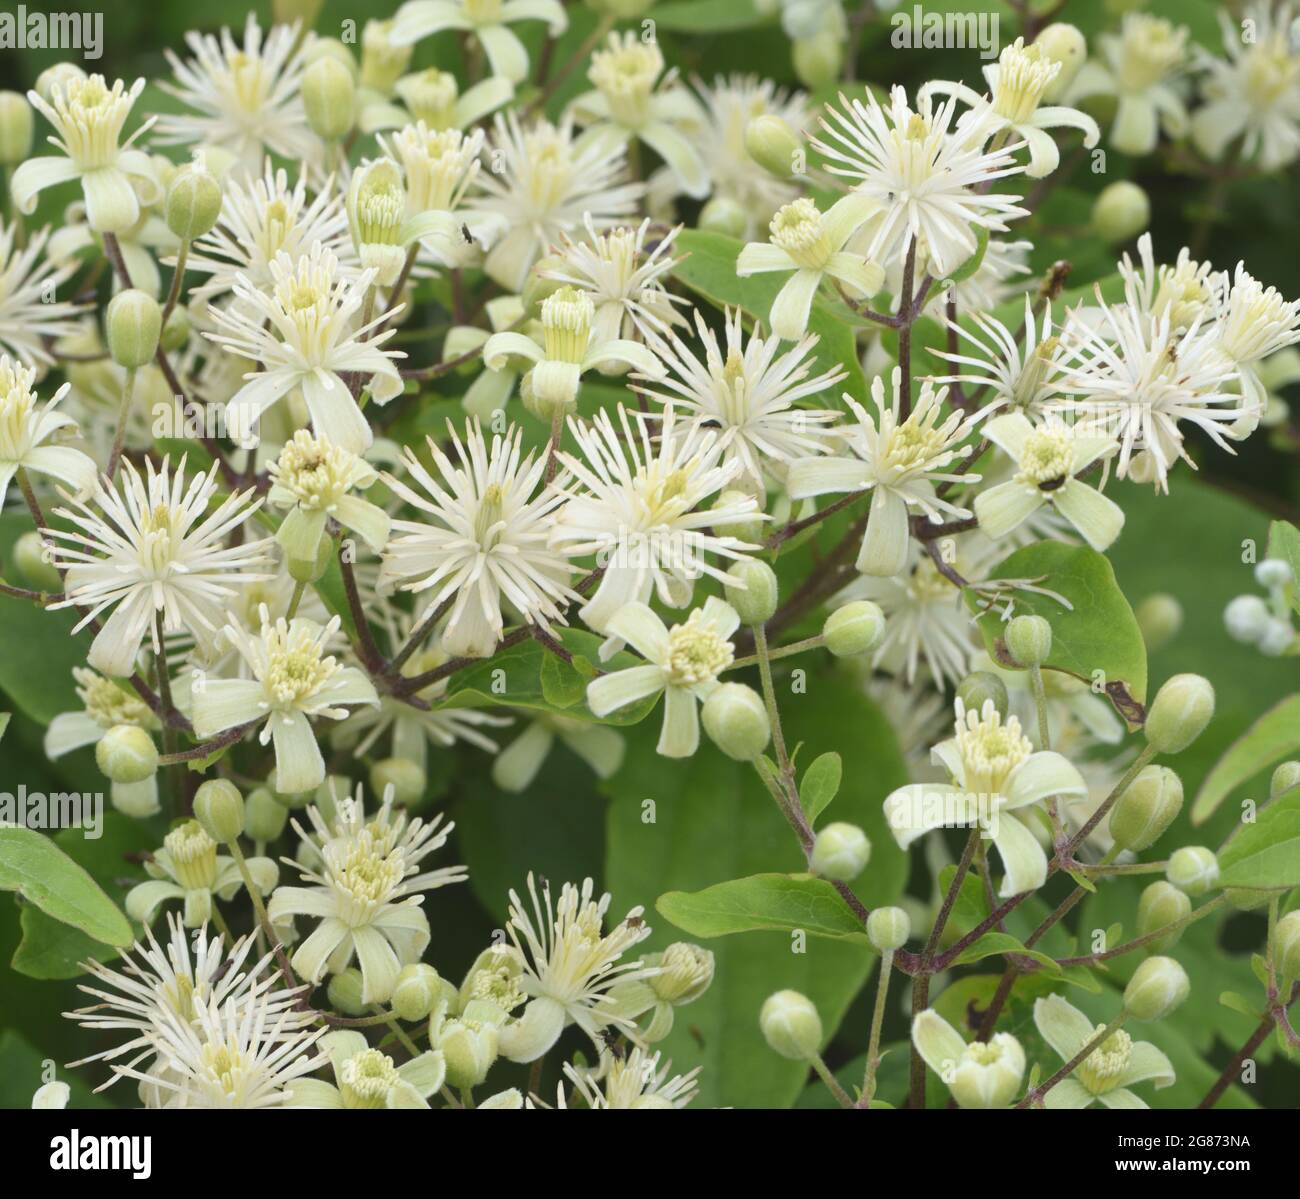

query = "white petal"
587;664;665;718
990;811;1048;897
857;487;910;576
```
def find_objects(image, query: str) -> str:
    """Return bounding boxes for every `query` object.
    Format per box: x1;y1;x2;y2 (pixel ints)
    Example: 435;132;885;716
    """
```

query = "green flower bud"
193;778;245;844
1134;593;1182;653
245;786;288;843
698;196;749;240
647;942;714;1005
286;531;334;583
105;289;162;370
165;162;222;241
1166;846;1219;896
1109;765;1183;852
360;19;413;94
302;36;357;77
867;905;911;952
328;968;368;1017
759;989;822;1059
1271;760;1300;799
438;1017;499;1089
160;306;191;353
823;600;886;658
811;821;871;882
370;757;426;806
1276;910;1300;980
302;57;355;141
701;682;771;761
792;32;843;89
956;671;1009;719
1092;181;1150;245
718;489;765;545
745;114;801;179
1004;614;1052;667
1136;881;1192;952
34;63;85;104
1035;23;1087;101
392;963;444;1022
1144;673;1215;754
724;559;779;626
95;725;158;784
1124;955;1190;1021
12;531;61;591
0;91;33;165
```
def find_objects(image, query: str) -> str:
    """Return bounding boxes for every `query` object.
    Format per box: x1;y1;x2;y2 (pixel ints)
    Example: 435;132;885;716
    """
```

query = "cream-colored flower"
0;354;95;509
0;222;87;367
362;67;514;135
912;1009;1025;1108
390;0;568;84
563;1046;700;1109
289;1030;446;1109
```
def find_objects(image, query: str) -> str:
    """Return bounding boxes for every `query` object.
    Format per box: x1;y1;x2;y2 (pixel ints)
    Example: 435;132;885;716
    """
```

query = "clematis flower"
288;1029;446;1109
883;698;1088;898
1033;994;1175;1109
0;354;96;510
912;1009;1025;1108
390;0;568;85
13;74;160;234
974;412;1123;551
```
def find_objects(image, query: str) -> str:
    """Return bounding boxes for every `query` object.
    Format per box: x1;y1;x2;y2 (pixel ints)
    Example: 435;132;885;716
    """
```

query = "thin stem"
106;367;137;481
1018;1011;1128;1108
528;13;616;115
897;238;916;420
14;466;46;530
728;635;824;672
1057;896;1226;967
389;595;453;675
1065;744;1157;858
161;239;189;326
338;535;386;674
158;720;257;765
1028;664;1051;751
810;1054;855;1109
1200;982;1299;1108
753;624;790;772
286;579;307;621
544;404;565;486
859;950;893;1109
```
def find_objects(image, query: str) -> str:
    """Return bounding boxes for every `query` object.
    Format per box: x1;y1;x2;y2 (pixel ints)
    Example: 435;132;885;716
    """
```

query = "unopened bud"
1255;558;1293;590
193;778;245;843
701;682;771;761
1109;765;1183;852
1272;761;1300;799
1092;181;1150;245
0;91;33;165
302;36;356;77
95;725;158;784
759;989;822;1059
165;162;222;241
105;289;162;370
1145;674;1214;754
161;306;191;353
12;531;61;590
1135;593;1182;653
1005;614;1052;667
956;671;1009;719
698;196;748;239
867;905;910;952
811;821;871;882
1124;955;1190;1020
245;786;288;842
648;942;714;1005
286;532;333;583
1035;23;1087;101
724;559;778;626
745;114;800;179
791;32;843;89
1166;846;1219;896
823;600;886;657
302;57;355;141
1224;594;1270;644
1276;911;1300;979
1136;881;1192;952
370;757;426;806
392;963;443;1021
327;968;367;1016
439;1017;499;1089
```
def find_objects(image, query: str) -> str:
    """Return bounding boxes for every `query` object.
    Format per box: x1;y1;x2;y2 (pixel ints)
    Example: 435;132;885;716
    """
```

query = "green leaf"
1267;521;1300;614
1194;694;1300;824
1217;787;1300;891
949;931;1061;974
966;540;1148;715
669;230;869;400
0;827;133;949
540;650;585;709
800;752;842;822
1219;991;1260;1019
658;873;870;942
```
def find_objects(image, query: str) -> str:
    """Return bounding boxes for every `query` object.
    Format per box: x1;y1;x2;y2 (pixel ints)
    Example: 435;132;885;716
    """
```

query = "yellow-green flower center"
263;625;339;708
665;612;733;687
398;69;459;129
1116;17;1186;92
339;1048;400;1107
1078;1028;1132;1094
589;36;663;128
992;41;1060;124
541;286;594;363
1017;429;1073;487
769;198;832;269
165;820;219;891
955;703;1032;797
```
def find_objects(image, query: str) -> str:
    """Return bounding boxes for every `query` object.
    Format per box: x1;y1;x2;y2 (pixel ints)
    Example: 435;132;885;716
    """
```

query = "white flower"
192;609;379;794
492;712;625;792
47;456;271;678
912;1009;1025;1108
787;369;978;577
1216;260;1300;369
812;86;1028;276
587;598;740;758
207;242;406;453
498;873;655;1063
268;785;466;1003
32;1083;69;1109
1033;994;1174;1109
346;157;455;287
267;429;392;562
365;66;514;135
13;74;159;234
0;354;96;509
157;14;317;176
379;420;581;658
186;165;353;313
65;912;314;1091
0;222;87;367
570;32;708;198
883;698;1087;897
924;37;1100;177
1050;295;1242;490
391;0;568;84
552;405;760;638
541;216;686;343
289;1029;446;1108
638;307;844;492
468;111;643;292
564;1046;700;1109
484;286;665;416
1192;3;1300;171
736;194;884;341
974;412;1124;551
1066;13;1189;155
1117;232;1222;332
